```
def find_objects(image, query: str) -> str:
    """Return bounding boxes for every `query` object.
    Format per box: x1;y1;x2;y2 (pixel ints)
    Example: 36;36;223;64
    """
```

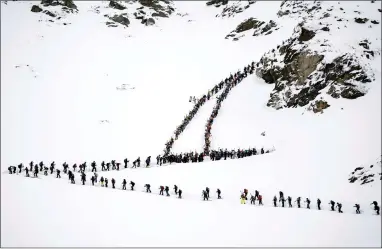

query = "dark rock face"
43;10;56;17
206;0;228;7
255;20;373;111
31;5;43;12
321;26;330;31
371;20;379;24
152;11;168;18
236;18;263;33
309;99;330;113
340;88;365;99
298;27;316;42
41;0;77;9
109;14;130;27
142;17;155;26
354;17;369;23
109;1;126;10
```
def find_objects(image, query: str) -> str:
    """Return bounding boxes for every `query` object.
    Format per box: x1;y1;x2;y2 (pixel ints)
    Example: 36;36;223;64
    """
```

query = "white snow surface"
1;1;381;247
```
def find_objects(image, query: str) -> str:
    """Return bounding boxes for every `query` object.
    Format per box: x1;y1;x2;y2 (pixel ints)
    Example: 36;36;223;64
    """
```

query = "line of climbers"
238;189;380;215
6;167;380;216
7;146;275;178
204;62;255;155
163;61;256;156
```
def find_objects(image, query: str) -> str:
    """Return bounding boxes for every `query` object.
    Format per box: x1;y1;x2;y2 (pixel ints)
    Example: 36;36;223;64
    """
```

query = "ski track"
1;0;381;247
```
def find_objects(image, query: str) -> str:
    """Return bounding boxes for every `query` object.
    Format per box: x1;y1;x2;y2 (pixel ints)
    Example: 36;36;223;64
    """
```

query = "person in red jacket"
258;195;263;205
243;189;248;200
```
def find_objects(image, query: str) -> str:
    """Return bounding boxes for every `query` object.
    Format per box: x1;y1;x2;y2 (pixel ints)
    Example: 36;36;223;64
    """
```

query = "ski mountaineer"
305;198;311;209
202;190;209;201
295;197;301;208
258;194;263;205
100;177;105;187
111;178;116;189
354;204;361;214
287;196;292;208
105;178;109;188
174;185;178;195
56;169;61;178
273;196;277;207
336;202;343;213
130;181;135;191
206;187;210;198
91;175;95;186
329;200;335;211
216;188;222;199
145;184;151;193
159;186;164;195
250;195;256;205
240;194;246;204
279;196;286;207
317;198;321;210
122;179;127;190
165;186;170;196
178;189;182;199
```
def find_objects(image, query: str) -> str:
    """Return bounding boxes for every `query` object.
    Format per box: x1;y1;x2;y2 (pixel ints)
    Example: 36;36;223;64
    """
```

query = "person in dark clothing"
132;160;137;168
44;166;48;176
116;163;120;171
261;148;264;154
12;166;16;174
178;189;182;199
50;162;55;174
317;198;321;210
29;161;34;172
106;163;110;171
105;178;109;188
73;164;77;172
296;197;301;208
124;158;129;168
94;172;98;183
159;186;164;195
279;191;284;200
91;161;97;172
25;167;30;177
258;195;263;205
273;196;277;207
111;178;115;188
111;160;116;170
91;175;95;186
8;166;12;174
81;173;86;185
217;189;222;199
206;187;210;198
250;195;256;205
371;201;380;215
18;163;23;173
329;200;335;211
130;181;135;190
70;173;75;184
165;186;170;196
56;169;61;178
336;202;343;213
145;156;151;167
287;196;292;208
202;190;209;201
305;198;311;209
122;179;127;190
144;184;151;193
254;190;259;199
279;196;286;207
136;157;141;167
100;177;105;187
39;161;44;171
174;185;178;194
354;204;361;214
101;161;106;171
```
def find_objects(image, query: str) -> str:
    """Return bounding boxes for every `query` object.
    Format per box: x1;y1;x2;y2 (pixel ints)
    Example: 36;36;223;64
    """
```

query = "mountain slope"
1;0;381;247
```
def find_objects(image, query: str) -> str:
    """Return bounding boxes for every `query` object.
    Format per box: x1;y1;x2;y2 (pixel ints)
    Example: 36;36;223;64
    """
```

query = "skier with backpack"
145;184;151;193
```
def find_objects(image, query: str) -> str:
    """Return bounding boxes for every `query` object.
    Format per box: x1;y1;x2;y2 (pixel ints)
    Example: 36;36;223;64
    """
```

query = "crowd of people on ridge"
163;61;257;157
204;62;256;155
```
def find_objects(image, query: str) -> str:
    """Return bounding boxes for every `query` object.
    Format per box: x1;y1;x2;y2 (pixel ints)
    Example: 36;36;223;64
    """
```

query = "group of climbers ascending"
163;61;256;156
238;189;380;215
209;147;272;161
204;62;256;155
7;167;380;215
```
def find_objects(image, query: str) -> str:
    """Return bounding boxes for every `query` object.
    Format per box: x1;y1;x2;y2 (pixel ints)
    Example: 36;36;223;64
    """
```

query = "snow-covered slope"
1;0;381;247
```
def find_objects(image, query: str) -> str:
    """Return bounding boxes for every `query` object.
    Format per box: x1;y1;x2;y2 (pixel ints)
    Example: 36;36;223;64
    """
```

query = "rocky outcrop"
41;0;77;11
226;18;279;40
108;14;130;27
138;0;175;17
109;0;126;10
255;23;374;111
354;17;369;24
208;0;256;18
31;5;43;12
348;157;382;185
